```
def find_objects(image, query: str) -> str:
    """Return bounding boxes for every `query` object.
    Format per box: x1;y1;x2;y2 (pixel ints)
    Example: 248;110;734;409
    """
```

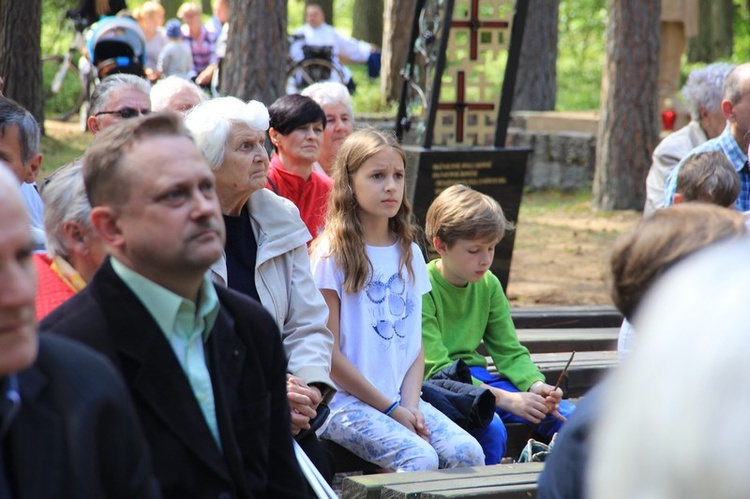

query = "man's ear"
673;192;685;205
722;99;734;122
433;236;449;255
87;115;101;135
23;153;43;183
90;206;124;249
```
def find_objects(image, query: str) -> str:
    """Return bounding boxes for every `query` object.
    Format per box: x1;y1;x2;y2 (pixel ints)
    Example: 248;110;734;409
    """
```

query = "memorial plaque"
397;0;531;289
406;147;528;289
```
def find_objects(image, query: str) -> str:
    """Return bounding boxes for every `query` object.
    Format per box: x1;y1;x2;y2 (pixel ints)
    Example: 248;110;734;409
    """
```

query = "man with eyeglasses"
44;74;152;188
87;73;152;134
0;162;159;498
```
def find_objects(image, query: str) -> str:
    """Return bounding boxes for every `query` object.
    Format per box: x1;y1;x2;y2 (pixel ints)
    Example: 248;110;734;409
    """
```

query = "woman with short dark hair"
266;94;330;240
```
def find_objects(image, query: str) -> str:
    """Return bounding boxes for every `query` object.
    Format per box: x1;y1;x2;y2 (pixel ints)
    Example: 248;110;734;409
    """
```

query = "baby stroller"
86;16;146;79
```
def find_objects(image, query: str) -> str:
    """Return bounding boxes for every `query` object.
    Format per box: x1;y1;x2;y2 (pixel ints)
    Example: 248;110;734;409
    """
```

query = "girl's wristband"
384;400;399;416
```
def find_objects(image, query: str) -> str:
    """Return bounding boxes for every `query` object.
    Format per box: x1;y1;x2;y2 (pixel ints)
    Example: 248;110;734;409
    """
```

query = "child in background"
156;19;194;80
619;150;741;357
422;184;575;464
673;150;740;207
309;129;485;471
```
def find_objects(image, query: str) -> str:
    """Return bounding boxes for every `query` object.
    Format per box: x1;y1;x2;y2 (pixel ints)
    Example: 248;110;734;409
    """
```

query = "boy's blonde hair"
314;128;416;293
425;184;514;247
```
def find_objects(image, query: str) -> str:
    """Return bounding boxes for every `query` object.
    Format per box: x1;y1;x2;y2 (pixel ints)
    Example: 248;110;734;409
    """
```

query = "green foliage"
61;0;750;114
42;1;76;55
731;0;750;63
556;0;607;111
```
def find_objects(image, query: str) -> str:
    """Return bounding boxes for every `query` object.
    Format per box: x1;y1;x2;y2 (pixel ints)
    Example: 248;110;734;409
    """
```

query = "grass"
40;122;89;176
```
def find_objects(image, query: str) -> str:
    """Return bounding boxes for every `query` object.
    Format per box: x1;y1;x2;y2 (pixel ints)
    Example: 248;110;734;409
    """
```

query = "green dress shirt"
112;258;222;448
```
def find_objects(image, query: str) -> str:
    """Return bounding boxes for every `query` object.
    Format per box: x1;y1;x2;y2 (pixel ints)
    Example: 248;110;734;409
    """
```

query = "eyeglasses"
95;107;151;119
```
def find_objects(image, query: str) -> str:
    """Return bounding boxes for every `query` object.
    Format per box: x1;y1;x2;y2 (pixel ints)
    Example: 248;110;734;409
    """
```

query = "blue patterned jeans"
320;399;485;471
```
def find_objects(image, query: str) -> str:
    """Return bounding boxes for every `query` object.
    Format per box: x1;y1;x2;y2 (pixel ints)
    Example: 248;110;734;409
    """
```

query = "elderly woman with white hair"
183;97;336;482
150;76;205;115
302;81;354;177
34;163;107;319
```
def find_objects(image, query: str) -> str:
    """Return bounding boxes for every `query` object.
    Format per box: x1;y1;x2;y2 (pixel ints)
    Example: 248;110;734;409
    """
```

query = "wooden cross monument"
396;0;531;289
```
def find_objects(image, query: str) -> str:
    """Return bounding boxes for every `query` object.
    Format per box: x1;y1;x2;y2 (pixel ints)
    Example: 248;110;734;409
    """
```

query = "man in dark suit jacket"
40;113;310;498
0;164;158;498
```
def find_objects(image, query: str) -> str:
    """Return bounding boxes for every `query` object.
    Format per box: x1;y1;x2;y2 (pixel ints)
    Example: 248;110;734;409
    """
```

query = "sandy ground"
506;199;641;307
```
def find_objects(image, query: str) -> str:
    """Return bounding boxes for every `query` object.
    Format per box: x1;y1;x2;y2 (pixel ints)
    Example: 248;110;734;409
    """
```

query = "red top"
33;253;77;320
266;155;332;240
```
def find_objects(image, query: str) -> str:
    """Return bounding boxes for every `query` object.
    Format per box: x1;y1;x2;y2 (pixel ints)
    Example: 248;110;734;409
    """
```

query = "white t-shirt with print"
310;238;431;413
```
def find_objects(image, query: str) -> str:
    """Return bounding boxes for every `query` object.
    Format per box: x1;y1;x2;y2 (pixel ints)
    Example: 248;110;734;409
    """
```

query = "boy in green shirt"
422;184;575;463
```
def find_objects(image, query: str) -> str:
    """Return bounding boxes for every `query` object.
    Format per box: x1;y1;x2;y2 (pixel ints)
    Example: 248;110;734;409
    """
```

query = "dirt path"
506;193;641;307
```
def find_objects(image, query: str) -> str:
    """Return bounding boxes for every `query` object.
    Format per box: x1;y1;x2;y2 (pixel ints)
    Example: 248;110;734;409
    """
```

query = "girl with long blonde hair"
310;129;484;471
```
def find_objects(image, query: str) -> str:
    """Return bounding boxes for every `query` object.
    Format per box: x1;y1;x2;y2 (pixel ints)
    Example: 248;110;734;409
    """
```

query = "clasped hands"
286;374;322;435
389;404;430;441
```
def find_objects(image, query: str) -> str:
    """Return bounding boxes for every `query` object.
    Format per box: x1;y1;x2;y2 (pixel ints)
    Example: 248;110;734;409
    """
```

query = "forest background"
17;0;750;305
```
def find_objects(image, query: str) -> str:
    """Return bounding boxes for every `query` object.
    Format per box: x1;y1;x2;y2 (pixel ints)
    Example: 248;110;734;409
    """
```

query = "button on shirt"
664;125;750;211
111;258;222;449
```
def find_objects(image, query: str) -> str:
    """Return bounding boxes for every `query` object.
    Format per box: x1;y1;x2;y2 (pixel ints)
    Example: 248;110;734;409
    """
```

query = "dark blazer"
5;334;159;499
40;258;310;499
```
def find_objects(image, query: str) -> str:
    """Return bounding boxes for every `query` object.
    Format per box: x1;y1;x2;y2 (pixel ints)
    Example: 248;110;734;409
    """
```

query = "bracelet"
384;400;399;416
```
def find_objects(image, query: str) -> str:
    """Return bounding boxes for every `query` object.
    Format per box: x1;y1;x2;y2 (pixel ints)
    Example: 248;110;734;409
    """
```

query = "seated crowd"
0;69;571;495
3;45;750;499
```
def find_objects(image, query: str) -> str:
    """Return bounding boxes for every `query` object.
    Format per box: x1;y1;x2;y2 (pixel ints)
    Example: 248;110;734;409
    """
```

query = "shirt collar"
111;257;220;341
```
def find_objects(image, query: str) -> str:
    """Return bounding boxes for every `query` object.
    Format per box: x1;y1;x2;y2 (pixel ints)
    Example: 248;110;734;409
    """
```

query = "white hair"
183;97;269;171
588;236;750;499
41;163;92;260
681;62;735;120
150;76;206;112
301;81;354;118
89;74;152;116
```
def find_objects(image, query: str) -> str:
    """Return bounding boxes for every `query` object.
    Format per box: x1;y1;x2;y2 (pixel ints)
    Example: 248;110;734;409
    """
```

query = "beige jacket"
211;189;335;396
644;120;707;217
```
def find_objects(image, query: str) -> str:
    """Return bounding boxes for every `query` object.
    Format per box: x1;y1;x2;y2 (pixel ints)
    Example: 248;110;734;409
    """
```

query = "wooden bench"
324;422;554;475
325;311;622;476
341;462;543;498
511;305;622;329
477;327;619;399
481;350;617;400
326;331;618;474
515;327;619;354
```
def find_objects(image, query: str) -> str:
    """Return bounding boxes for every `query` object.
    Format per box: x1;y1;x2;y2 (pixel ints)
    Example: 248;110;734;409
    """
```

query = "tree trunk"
594;0;660;210
201;0;212;17
512;0;559;111
0;0;43;129
382;0;417;103
687;0;733;62
306;0;333;25
352;0;383;45
160;0;180;19
221;0;287;104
